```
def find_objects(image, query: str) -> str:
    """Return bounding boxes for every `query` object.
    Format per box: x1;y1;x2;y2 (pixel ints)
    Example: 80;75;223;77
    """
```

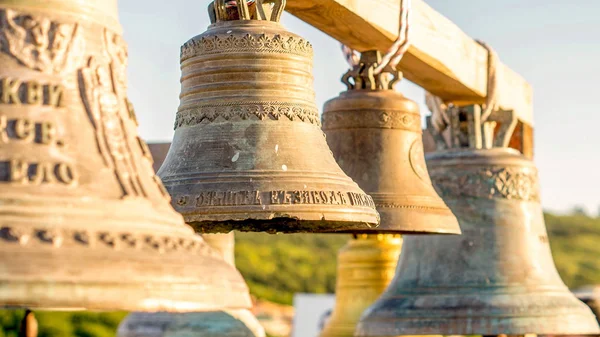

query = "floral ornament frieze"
0;226;218;256
181;33;313;60
430;166;540;202
322;110;421;131
175;102;321;128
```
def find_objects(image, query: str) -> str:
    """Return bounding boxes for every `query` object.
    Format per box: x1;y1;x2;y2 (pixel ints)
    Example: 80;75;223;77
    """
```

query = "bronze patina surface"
322;51;459;234
319;234;402;337
0;0;251;312
158;0;379;234
118;232;266;337
356;105;599;335
574;286;600;324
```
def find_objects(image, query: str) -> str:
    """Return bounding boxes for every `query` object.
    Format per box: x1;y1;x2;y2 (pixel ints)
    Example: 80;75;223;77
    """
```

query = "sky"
118;0;600;215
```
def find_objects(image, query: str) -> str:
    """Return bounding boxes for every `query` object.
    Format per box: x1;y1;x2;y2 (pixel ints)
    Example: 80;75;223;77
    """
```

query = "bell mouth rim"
185;215;381;234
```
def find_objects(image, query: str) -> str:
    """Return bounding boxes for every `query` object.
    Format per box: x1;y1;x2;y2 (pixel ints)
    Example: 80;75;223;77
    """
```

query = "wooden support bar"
285;0;534;127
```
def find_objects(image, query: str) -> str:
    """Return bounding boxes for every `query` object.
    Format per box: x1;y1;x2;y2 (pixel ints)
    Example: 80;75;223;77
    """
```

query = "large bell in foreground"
0;0;250;312
319;235;402;337
118;232;265;337
158;0;379;234
357;110;600;334
322;51;459;234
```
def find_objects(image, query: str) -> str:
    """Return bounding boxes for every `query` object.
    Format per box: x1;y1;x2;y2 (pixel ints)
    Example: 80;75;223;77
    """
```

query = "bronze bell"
574;286;600;324
0;0;251;312
322;51;459;234
158;0;379;234
319;234;402;337
356;107;600;335
118;232;266;337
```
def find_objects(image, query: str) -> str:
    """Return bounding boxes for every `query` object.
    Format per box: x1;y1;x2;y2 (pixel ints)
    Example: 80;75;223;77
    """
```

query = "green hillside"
1;213;599;336
545;213;600;289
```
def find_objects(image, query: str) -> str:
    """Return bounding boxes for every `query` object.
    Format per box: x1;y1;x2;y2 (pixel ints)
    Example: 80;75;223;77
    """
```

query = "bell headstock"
209;0;285;23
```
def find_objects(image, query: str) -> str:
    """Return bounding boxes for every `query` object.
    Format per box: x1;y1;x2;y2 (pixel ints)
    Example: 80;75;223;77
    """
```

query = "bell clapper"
19;309;38;337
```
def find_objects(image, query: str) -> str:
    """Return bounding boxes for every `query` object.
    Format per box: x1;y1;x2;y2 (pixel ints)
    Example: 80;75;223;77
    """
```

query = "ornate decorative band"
175;102;321;128
429;166;540;202
322;110;421;131
181;33;314;61
0;226;217;256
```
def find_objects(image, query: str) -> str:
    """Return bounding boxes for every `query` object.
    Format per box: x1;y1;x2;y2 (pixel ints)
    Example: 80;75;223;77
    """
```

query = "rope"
425;91;449;133
341;0;412;73
476;40;499;123
341;44;360;67
373;0;412;74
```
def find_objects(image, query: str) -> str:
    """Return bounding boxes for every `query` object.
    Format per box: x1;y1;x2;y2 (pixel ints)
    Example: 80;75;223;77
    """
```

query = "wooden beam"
285;0;534;126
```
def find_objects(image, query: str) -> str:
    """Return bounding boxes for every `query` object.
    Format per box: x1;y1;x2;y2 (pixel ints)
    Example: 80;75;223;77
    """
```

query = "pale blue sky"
118;1;599;215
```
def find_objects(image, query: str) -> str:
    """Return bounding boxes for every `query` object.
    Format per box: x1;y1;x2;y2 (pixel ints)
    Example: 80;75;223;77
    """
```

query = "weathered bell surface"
322;51;459;234
158;0;379;234
574;286;600;324
118;232;266;337
356;106;600;335
0;0;251;312
319;234;402;337
203;232;237;266
117;309;265;337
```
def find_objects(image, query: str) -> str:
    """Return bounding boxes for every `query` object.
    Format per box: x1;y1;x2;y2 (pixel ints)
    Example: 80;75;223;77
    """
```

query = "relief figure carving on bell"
79;56;147;198
0;9;85;74
104;29;128;101
408;139;431;183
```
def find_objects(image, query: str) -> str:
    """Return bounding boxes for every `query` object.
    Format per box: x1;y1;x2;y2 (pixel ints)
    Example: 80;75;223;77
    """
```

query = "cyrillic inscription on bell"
158;0;379;233
322;50;459;234
0;0;251;312
356;106;600;335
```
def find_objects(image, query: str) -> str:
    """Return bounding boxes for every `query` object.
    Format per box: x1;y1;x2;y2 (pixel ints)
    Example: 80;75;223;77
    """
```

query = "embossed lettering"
55;162;78;185
348;192;373;207
312;191;322;204
47;84;64;107
39;121;56;145
0;78;64;107
190;190;375;207
7;160;78;185
337;191;349;205
9;159;28;183
0;116;7;143
14;118;34;142
1;78;21;105
30;162;55;184
0;117;59;145
253;191;262;205
27;81;42;105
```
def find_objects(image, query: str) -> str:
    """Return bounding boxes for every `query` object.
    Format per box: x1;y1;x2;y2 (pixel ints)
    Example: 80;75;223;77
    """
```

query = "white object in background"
291;293;335;337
